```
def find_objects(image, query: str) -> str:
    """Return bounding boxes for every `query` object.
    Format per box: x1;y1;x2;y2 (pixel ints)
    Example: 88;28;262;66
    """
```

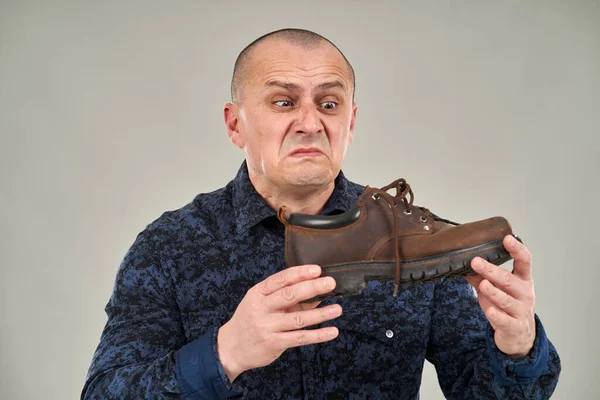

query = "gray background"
1;1;598;399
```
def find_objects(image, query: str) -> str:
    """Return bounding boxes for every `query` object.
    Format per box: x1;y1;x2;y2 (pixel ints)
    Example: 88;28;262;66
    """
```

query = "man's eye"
321;101;337;110
274;100;292;107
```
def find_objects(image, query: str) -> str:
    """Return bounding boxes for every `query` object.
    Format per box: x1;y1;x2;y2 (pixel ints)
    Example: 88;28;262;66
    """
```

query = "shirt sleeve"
486;314;550;385
425;277;561;399
81;228;245;400
176;327;246;399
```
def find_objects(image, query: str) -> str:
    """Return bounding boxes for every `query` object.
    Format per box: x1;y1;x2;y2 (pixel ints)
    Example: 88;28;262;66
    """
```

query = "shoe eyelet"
403;209;412;215
420;216;428;223
372;193;380;200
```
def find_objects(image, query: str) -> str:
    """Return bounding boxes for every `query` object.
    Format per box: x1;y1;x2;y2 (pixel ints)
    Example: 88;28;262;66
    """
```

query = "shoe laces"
368;178;432;296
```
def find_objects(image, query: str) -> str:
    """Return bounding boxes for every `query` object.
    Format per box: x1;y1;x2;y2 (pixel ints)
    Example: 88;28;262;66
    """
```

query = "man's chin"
282;162;333;188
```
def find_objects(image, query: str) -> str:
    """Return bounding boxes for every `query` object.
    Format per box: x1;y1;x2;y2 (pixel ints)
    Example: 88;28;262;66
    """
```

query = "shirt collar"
232;160;361;234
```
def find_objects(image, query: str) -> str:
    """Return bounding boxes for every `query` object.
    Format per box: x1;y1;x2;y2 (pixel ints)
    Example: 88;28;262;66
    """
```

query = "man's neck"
248;174;335;217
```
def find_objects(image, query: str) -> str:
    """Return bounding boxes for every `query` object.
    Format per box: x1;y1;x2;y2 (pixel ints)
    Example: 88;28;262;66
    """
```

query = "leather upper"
282;185;513;268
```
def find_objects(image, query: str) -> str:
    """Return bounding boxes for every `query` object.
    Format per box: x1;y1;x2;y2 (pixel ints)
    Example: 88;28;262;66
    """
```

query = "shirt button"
385;329;394;339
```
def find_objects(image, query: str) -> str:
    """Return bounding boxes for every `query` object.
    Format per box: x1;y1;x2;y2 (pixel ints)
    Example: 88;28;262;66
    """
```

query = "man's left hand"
466;235;536;358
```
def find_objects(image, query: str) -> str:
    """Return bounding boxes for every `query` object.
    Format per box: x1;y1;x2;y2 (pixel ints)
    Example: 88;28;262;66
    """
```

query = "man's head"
224;28;357;195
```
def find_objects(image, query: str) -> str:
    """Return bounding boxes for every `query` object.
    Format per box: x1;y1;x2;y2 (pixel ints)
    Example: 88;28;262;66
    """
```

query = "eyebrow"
263;80;347;93
316;81;347;92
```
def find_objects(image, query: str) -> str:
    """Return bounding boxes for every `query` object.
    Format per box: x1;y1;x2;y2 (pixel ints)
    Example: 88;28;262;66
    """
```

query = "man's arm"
81;228;342;399
426;277;561;399
81;229;242;400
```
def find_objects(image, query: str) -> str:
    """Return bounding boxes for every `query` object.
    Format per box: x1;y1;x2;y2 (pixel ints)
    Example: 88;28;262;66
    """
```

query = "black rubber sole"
303;235;522;302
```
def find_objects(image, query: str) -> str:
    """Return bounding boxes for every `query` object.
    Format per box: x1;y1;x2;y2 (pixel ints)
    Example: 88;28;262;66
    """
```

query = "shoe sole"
303;236;522;302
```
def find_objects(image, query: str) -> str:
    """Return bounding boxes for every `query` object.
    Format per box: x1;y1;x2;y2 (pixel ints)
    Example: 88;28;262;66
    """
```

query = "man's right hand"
216;264;342;382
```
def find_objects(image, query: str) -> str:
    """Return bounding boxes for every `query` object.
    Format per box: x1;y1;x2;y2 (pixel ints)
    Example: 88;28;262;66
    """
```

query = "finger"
465;274;484;294
277;326;339;349
471;257;524;299
479;279;521;318
257;265;321;296
483;305;517;332
275;304;343;332
266;276;336;311
504;235;532;281
286;300;321;313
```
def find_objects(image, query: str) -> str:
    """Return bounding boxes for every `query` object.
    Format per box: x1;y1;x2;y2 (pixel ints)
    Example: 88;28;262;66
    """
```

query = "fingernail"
508;236;516;247
329;327;339;338
323;277;335;288
309;265;319;276
329;305;342;315
472;258;482;269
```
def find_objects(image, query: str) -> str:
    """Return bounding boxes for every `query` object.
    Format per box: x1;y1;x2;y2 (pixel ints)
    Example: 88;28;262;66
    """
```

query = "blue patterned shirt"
82;161;560;399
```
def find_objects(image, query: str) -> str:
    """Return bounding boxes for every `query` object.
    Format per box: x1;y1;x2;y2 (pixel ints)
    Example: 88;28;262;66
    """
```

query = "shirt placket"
300;342;322;399
273;221;324;399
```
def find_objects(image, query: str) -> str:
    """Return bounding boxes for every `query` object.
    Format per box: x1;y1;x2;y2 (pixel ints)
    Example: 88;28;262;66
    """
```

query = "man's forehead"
246;40;352;85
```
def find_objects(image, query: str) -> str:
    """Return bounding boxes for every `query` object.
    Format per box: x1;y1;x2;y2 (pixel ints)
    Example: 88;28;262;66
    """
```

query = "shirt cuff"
175;327;246;399
486;314;549;385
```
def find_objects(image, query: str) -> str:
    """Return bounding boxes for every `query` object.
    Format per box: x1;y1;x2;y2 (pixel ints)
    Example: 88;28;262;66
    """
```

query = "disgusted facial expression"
224;39;357;192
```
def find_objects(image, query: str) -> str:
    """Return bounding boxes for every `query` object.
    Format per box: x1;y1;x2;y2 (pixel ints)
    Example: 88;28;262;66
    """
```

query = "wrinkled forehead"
244;40;353;94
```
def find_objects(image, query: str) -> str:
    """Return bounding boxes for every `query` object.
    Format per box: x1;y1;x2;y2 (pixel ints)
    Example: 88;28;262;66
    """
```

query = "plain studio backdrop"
1;1;598;399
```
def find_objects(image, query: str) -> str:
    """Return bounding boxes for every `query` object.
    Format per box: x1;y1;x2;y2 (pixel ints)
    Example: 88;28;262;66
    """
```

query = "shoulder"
138;180;235;250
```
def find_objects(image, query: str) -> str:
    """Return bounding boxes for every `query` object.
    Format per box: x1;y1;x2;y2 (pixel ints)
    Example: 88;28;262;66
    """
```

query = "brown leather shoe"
278;178;521;301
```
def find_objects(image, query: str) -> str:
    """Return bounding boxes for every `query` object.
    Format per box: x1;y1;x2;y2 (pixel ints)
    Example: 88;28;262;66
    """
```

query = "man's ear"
224;103;244;149
349;102;358;144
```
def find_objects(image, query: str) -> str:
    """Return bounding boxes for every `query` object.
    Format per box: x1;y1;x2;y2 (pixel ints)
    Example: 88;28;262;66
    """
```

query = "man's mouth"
289;147;325;157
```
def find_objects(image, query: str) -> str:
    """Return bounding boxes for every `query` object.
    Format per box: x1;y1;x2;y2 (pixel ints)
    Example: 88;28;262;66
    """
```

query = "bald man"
82;29;560;399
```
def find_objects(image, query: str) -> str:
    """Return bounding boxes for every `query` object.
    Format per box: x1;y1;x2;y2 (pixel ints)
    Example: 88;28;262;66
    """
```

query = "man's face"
225;40;357;191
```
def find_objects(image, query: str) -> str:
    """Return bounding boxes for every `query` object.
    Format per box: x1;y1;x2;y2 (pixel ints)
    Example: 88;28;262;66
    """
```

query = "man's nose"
295;103;324;136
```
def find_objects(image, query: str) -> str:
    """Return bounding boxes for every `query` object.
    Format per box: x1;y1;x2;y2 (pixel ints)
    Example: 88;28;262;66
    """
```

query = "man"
82;28;560;399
